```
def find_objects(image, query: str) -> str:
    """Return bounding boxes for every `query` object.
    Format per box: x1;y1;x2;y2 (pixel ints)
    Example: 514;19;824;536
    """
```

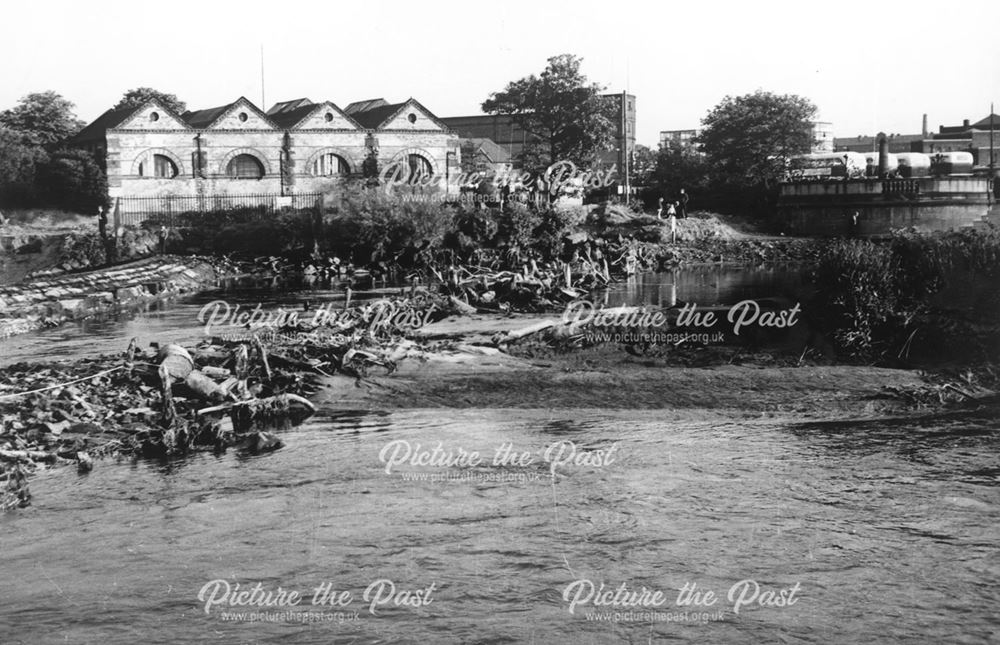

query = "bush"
321;185;455;264
496;202;540;248
170;208;314;256
812;240;902;360
531;205;582;260
810;230;1000;362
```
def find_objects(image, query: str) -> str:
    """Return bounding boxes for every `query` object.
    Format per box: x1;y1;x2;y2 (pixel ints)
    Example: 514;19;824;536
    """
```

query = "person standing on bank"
667;201;678;243
677;188;689;219
656;196;665;219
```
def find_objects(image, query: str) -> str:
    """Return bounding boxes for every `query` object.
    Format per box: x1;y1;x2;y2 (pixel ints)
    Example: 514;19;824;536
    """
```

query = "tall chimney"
963;119;970;128
877;132;889;178
922;114;928;138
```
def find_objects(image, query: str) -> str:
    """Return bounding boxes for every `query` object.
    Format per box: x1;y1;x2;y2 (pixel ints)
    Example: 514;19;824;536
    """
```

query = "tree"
113;87;187;114
0;91;85;146
630;144;658;186
697;90;817;192
652;141;709;193
38;149;109;214
482;54;616;173
0;128;49;206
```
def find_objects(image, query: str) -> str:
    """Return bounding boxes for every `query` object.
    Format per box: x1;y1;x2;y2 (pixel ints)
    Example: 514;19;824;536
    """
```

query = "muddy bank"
317;315;926;418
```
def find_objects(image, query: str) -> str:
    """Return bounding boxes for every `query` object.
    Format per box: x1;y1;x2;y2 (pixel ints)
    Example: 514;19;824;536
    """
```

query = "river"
1;268;997;644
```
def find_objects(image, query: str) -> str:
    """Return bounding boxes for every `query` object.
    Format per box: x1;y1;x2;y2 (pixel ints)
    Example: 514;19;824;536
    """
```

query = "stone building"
69;95;462;203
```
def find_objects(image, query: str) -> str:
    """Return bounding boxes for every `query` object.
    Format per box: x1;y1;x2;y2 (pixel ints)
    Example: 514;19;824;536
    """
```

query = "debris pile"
0;292;469;509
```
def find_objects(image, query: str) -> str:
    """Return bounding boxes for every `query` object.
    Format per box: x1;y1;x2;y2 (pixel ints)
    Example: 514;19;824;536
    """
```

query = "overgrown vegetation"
810;229;1000;363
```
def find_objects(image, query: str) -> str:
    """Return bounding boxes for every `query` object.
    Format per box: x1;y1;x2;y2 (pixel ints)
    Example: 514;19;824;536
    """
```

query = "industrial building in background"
69;95;462;207
835;112;1000;168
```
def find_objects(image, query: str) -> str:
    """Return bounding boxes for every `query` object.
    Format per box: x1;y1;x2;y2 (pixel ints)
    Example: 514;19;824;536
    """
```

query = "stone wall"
779;203;992;237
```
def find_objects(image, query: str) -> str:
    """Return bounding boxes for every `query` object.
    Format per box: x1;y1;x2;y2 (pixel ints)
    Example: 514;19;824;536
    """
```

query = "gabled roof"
344;98;388;115
68;104;142;144
462;137;512;164
181;96;275;129
266;100;362;130
267;103;321;129
69;98;190;144
182;104;233;129
349;98;451;131
972;114;1000;128
349;102;407;129
267;98;313;116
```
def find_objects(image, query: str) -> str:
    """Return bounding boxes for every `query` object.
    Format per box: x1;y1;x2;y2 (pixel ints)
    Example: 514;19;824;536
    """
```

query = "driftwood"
0;449;58;462
494;319;558;345
195;392;316;416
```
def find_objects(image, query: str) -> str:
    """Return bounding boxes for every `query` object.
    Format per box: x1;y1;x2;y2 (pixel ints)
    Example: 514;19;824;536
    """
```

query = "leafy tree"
0;91;85;146
113;87;187;114
630;144;658;186
652;141;710;194
0;128;49;206
38;149;109;214
482;54;616;173
697;90;816;192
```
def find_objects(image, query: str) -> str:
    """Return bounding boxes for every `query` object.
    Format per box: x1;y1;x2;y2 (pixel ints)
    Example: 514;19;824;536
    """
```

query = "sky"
2;0;998;148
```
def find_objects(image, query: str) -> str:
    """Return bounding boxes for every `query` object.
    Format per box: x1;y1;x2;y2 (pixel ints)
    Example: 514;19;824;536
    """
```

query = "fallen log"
0;449;58;462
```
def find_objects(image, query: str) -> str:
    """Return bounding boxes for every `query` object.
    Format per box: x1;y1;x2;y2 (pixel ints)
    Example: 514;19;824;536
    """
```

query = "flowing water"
1;268;998;644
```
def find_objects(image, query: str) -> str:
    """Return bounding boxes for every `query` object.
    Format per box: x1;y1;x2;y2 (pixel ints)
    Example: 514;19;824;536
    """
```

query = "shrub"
321;185;455;264
171;208;314;256
809;230;1000;362
496;202;540;248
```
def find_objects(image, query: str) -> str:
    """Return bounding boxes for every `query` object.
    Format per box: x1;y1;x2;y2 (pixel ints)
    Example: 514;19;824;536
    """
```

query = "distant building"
440;92;635;171
929;113;1000;166
459;138;512;175
835;112;1000;167
834;133;924;154
811;121;834;153
659;128;700;150
70;95;461;201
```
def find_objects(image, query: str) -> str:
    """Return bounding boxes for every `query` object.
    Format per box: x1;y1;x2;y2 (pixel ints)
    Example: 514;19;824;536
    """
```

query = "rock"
58;299;83;313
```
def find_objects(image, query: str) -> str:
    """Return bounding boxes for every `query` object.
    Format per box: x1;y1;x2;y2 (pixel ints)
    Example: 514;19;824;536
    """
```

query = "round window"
407;113;417;124
325;112;334;122
238;112;249;122
150;112;160;122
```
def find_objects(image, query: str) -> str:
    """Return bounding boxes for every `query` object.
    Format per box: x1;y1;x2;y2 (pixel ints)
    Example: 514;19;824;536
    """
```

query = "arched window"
407;154;432;179
153;154;178;178
227;154;265;179
313;153;350;176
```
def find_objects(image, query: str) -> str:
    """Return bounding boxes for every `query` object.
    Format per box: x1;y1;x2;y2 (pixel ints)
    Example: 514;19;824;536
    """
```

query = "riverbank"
0;254;242;339
6;298;997;510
